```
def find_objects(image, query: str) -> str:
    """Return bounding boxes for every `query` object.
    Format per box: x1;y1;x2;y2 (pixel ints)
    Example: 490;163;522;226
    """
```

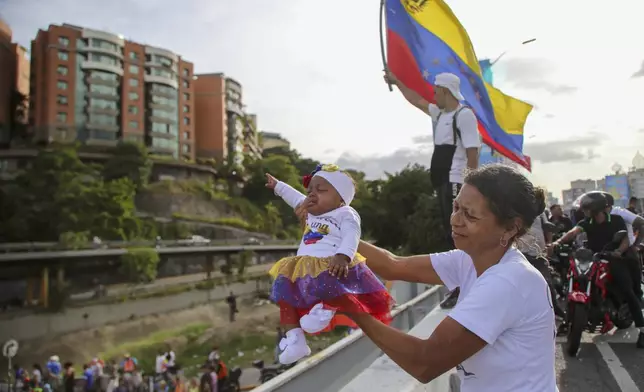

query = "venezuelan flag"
385;0;533;170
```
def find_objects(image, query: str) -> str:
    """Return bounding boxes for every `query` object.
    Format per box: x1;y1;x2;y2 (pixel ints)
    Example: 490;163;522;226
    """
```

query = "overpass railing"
251;283;448;392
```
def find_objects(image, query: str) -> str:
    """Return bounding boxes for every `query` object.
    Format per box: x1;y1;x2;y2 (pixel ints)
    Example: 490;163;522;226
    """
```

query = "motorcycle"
565;230;633;357
251;360;296;384
218;367;242;392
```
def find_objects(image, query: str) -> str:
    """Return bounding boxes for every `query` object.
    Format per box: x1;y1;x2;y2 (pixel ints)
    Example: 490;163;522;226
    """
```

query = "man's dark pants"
437;182;462;309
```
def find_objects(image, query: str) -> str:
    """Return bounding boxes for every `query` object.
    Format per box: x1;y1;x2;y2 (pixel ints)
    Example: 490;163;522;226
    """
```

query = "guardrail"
251;284;447;392
0;244;299;263
0;239;297;253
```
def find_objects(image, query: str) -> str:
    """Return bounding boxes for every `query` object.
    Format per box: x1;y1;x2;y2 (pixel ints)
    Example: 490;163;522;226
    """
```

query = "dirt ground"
11;298;280;368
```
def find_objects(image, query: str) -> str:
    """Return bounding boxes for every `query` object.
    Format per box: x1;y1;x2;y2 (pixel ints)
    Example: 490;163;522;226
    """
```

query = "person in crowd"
551;191;644;348
226;291;238;323
266;164;393;364
165;347;177;375
296;165;557;391
517;190;568;335
187;378;199;392
628;196;639;214
207;345;220;366
120;353;138;373
215;357;228;386
548;204;573;236
82;364;94;392
383;70;481;310
63;362;75;392
32;364;43;388
156;349;168;379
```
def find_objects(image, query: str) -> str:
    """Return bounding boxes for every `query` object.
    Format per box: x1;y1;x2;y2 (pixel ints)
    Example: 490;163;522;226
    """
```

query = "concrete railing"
251;283;447;392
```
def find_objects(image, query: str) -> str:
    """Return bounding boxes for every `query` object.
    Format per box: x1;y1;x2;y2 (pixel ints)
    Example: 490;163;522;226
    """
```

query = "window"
183;92;190;101
183;117;190;125
129;78;139;87
56;112;67;122
58;51;69;61
129;65;139;74
182;144;191;153
182;80;189;88
183;105;189;113
129;121;139;129
183;68;189;77
129;92;139;100
56;95;68;105
58;37;69;47
183;131;190;140
129;52;138;61
57;65;68;76
128;105;138;114
57;81;68;90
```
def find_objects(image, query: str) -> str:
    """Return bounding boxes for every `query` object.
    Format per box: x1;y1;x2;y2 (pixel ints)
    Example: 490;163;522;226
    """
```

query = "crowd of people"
9;346;237;392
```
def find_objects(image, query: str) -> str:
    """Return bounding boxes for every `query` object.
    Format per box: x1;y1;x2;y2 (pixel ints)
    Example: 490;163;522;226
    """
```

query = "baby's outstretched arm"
265;173;306;209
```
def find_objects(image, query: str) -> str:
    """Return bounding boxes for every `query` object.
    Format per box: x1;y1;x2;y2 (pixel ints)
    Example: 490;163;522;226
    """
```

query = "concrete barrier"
251;283;447;392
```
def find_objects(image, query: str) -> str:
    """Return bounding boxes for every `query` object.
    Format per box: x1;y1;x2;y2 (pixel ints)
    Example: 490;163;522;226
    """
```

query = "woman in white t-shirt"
302;165;557;392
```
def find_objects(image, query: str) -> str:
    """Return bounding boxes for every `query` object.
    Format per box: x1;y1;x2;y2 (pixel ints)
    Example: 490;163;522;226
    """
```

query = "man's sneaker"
637;331;644;349
440;288;460;309
278;328;311;364
300;303;336;334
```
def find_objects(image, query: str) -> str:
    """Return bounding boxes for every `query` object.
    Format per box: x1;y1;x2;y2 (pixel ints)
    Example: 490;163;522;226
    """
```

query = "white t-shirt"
611;206;637;245
517;212;548;257
155;355;165;373
275;181;360;259
431;247;557;392
428;104;481;184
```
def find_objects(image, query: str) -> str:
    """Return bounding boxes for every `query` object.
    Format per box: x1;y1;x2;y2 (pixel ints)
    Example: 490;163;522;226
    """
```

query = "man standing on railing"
384;71;481;309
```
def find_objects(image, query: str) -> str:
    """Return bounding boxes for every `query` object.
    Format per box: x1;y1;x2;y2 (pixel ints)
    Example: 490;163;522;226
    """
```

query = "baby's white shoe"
278;328;311;364
300;303;336;334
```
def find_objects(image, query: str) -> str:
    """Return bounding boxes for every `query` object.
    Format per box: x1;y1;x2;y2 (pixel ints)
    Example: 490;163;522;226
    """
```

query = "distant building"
0;19;30;144
28;23;194;160
260;131;290;150
546;191;558;208
193;73;261;167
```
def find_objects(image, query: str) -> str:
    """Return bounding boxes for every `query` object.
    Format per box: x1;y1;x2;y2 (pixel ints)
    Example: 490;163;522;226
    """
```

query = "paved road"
555;323;644;391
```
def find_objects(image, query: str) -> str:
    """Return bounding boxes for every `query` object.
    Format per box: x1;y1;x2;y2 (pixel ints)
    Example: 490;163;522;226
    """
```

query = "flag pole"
379;0;393;91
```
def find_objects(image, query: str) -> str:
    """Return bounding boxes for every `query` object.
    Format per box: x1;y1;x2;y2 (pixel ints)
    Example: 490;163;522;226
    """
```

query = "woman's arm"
350;314;486;383
351;273;523;384
357;240;444;285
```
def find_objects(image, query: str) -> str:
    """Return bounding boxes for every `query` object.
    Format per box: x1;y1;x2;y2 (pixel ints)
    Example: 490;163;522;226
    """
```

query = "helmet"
579;191;608;213
598;191;615;206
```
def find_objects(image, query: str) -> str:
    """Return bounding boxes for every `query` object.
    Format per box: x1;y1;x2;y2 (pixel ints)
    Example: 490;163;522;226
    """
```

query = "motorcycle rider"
548;204;573;238
550;192;644;348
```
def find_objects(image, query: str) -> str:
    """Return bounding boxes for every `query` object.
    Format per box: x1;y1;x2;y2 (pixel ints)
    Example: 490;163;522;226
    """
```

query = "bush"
58;231;90;250
119;247;160;283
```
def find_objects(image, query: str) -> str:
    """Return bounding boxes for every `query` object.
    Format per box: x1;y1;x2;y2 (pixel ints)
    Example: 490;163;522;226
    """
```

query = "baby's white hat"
311;164;355;205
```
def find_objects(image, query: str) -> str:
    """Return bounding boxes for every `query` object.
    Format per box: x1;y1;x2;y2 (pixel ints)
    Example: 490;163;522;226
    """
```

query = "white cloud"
3;0;644;201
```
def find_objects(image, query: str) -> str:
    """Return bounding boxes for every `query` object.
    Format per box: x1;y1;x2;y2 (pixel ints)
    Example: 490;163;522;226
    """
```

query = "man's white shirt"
431;247;557;392
428;103;481;184
611;206;638;245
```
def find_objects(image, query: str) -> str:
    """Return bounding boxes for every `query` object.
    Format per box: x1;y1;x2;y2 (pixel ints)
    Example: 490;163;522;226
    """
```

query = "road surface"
555;326;644;391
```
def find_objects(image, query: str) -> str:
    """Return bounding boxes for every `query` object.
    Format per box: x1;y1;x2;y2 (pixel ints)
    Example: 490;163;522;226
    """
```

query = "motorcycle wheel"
261;373;275;383
613;303;634;330
566;303;588;357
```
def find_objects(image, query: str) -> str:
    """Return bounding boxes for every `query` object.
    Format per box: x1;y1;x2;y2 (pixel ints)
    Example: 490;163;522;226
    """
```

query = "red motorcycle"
565;230;633;357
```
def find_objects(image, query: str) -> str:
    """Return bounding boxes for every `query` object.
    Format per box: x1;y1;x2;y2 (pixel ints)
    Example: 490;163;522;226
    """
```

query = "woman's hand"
265;173;278;190
328;254;350;278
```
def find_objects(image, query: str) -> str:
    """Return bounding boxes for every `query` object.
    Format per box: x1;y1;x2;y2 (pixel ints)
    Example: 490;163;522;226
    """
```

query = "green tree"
4;90;29;145
103;141;152;190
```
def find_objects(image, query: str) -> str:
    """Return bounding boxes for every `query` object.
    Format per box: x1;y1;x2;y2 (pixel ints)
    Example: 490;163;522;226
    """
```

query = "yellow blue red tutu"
269;254;394;330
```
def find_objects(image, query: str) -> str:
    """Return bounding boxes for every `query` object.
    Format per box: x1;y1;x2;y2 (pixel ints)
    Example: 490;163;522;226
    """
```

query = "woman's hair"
464;164;541;239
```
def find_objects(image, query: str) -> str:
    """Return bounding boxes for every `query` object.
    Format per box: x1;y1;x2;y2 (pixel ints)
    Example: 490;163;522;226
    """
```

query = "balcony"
79;44;124;60
87;90;119;101
86;121;119;132
149;131;177;140
86;75;119;87
81;28;125;47
144;74;178;89
149;115;177;124
148;144;176;155
87;106;119;116
81;60;124;76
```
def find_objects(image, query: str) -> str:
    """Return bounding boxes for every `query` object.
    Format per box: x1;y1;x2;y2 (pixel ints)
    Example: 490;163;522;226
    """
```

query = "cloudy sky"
3;0;644;199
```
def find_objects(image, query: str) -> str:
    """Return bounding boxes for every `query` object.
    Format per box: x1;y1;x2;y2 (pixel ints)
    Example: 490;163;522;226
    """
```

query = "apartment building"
0;19;30;144
193;73;261;167
260;131;290;150
28;24;194;160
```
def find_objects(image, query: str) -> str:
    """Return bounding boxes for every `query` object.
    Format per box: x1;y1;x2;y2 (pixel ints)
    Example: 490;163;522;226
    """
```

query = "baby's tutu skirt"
269;254;394;331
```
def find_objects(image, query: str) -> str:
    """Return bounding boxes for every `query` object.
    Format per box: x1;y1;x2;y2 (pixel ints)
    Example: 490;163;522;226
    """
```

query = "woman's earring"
499;236;509;248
